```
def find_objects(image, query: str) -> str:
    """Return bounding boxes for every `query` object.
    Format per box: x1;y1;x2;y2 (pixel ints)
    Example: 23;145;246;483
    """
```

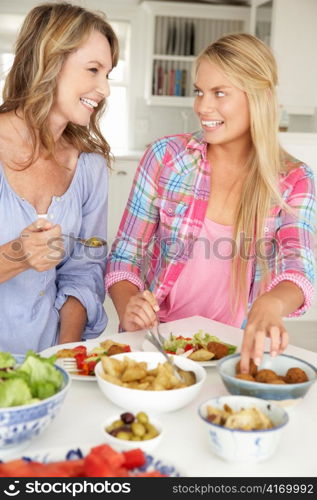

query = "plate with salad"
40;339;131;381
142;330;237;367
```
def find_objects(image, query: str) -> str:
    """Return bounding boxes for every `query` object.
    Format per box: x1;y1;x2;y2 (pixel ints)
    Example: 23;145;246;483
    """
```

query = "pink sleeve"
105;271;144;293
266;272;315;317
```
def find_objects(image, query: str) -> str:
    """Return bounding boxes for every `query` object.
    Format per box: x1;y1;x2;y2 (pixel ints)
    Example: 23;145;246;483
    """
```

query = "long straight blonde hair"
0;2;119;168
195;33;288;312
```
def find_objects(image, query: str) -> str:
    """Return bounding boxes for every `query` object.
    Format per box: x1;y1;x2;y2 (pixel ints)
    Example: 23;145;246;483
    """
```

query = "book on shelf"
174;69;182;96
152;65;189;97
181;69;187;97
152;60;158;95
168;69;175;96
163;69;169;96
157;65;164;95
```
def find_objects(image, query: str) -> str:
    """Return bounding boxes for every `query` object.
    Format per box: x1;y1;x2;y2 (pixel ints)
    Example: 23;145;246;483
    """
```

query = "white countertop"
112;132;317;162
5;316;317;477
112;150;144;161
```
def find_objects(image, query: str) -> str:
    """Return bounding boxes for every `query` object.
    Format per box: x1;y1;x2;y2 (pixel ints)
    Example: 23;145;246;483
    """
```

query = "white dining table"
8;316;317;477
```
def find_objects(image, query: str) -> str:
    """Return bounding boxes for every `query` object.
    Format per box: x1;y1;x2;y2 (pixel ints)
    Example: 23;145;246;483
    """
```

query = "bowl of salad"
0;350;71;454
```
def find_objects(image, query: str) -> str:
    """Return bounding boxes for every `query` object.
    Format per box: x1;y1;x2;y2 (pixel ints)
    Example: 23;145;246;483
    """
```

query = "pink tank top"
159;217;252;328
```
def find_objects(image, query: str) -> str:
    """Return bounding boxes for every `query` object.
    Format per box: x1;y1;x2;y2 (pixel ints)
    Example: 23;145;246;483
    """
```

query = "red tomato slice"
72;346;87;355
184;343;193;352
122;449;145;469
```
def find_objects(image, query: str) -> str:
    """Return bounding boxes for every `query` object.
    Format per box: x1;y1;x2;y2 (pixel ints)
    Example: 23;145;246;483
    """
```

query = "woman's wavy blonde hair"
195;33;289;313
0;1;119;167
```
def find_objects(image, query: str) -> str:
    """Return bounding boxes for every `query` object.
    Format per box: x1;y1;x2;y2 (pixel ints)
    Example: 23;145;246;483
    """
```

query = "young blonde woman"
0;2;118;353
106;33;315;372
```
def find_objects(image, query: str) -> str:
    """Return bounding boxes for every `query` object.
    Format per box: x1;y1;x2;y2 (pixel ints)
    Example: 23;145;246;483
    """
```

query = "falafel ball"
235;373;255;381
270;378;286;384
207;342;229;359
235;358;258;377
255;369;279;383
285;367;308;384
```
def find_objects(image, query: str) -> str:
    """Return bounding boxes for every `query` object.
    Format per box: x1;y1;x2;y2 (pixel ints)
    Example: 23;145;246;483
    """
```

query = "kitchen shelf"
142;1;250;105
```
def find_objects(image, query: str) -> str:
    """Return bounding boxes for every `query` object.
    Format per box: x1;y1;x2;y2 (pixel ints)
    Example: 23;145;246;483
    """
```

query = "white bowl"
95;351;206;413
198;395;289;463
101;413;163;453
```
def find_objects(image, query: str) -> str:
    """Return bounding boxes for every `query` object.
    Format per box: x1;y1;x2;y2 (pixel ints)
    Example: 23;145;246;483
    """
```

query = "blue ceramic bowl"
217;352;317;409
0;355;71;454
198;395;289;463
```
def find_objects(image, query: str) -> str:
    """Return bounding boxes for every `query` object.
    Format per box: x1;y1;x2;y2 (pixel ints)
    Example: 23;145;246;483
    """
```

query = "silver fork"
56;357;81;374
145;329;185;383
155;320;166;346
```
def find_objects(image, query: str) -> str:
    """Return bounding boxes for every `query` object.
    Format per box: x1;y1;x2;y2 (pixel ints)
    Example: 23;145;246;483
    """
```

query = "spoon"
62;234;107;248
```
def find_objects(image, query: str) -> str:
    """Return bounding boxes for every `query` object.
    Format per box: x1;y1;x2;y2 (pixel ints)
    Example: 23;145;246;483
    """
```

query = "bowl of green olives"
101;411;163;452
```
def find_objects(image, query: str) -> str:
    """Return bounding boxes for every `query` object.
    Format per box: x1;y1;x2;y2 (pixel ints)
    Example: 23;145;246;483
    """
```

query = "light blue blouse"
0;152;108;354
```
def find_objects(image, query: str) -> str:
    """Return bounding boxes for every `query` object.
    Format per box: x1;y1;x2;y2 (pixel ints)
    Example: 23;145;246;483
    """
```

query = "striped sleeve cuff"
105;271;144;293
266;273;315;317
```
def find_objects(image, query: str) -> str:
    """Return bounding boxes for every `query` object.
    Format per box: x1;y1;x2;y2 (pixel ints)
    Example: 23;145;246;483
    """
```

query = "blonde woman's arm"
240;164;316;372
240;281;304;373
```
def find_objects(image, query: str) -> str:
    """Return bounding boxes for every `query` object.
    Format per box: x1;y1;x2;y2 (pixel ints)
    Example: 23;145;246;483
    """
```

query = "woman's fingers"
240;327;265;373
268;325;281;357
279;329;289;353
241;322;288;374
240;326;254;373
131;313;148;330
133;303;156;327
252;329;266;367
142;290;160;312
125;291;158;330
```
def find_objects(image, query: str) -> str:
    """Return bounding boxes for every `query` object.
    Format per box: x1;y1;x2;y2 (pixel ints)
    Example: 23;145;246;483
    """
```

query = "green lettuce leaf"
17;350;63;399
0;378;33;407
163;334;188;352
0;352;16;369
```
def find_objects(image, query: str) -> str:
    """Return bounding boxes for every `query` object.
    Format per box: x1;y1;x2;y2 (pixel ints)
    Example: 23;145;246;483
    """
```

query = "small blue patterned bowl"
198;395;289;463
0;355;71;455
217;352;317;409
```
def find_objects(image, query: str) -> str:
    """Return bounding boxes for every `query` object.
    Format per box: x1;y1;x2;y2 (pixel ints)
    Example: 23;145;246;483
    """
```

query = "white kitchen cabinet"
250;0;317;115
107;158;139;245
142;0;250;107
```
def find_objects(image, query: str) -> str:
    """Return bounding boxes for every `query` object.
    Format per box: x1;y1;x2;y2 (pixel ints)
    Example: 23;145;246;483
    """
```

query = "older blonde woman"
0;2;118;353
106;33;315;372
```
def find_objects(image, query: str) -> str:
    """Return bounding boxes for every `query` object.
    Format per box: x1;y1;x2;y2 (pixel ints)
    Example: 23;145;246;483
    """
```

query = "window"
99;20;131;152
0;53;14;101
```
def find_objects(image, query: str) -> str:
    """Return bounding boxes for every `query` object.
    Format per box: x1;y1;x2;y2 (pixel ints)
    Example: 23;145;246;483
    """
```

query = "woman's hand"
240;293;289;373
20;218;64;272
120;290;160;332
